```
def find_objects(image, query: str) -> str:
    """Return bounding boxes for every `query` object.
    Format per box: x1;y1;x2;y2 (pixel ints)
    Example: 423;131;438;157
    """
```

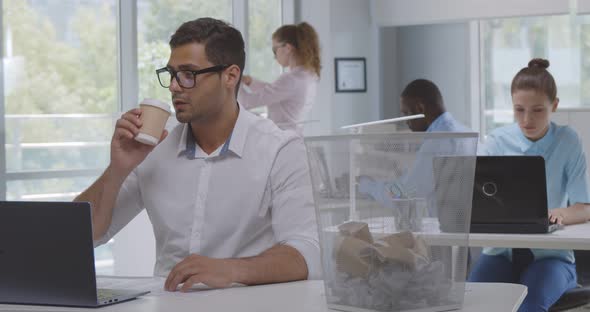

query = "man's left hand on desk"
165;254;236;292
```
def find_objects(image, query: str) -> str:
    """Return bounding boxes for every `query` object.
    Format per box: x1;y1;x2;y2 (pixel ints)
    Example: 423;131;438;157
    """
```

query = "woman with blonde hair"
238;22;321;135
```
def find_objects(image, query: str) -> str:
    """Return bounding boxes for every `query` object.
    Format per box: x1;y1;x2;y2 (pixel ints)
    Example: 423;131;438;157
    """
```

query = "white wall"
373;0;570;26
380;22;474;128
379;26;399;119
300;0;380;134
330;0;380;129
300;0;333;136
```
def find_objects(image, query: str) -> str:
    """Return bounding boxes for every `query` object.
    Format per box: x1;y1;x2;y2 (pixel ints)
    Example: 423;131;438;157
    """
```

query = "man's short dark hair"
401;79;444;109
170;18;245;94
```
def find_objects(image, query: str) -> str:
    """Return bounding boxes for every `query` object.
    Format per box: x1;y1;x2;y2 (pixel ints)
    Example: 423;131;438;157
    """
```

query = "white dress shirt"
95;104;321;279
237;66;318;135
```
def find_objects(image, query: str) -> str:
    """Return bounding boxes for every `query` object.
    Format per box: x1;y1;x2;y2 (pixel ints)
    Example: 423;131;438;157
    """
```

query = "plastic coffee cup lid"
140;98;171;114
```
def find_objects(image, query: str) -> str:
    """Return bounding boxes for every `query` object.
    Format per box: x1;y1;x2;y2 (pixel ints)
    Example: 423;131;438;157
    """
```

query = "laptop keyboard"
97;288;119;301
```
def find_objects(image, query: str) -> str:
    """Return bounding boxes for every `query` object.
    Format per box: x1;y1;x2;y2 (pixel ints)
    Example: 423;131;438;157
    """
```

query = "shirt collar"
176;103;250;159
426;112;450;132
517;122;555;154
227;102;249;157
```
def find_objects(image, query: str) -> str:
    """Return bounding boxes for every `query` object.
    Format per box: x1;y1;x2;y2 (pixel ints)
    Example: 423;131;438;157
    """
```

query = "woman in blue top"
468;58;590;312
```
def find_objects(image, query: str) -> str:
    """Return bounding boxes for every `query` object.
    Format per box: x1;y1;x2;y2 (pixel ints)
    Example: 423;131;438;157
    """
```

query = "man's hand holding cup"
111;98;171;175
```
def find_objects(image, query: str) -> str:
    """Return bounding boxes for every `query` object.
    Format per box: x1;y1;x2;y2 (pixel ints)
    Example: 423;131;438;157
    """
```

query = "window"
248;0;282;83
481;15;590;135
3;0;118;274
246;0;283;117
137;0;232;104
2;0;290;276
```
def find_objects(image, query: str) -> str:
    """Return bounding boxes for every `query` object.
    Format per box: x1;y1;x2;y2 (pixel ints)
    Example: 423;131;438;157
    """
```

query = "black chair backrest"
575;250;590;286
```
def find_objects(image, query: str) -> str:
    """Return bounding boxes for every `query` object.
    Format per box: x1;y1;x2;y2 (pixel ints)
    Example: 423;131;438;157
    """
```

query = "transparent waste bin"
305;132;478;312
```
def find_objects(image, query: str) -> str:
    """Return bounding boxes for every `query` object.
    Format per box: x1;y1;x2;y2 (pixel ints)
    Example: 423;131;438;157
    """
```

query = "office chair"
549;250;590;311
469;249;590;311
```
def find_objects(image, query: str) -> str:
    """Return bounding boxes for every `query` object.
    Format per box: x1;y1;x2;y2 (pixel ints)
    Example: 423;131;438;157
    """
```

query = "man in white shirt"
75;17;320;291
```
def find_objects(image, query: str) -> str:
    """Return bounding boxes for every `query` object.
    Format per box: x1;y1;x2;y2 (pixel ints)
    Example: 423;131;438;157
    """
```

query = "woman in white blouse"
238;22;321;135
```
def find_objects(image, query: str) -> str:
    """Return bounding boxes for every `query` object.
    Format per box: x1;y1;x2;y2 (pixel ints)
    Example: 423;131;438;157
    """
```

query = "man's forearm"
74;165;128;240
229;244;309;285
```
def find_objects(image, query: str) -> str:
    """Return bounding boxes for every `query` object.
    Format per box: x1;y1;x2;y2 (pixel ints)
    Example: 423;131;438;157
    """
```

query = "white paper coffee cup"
134;98;171;146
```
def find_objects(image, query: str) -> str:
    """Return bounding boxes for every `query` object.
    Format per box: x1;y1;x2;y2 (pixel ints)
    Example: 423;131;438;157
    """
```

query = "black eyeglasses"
156;64;230;89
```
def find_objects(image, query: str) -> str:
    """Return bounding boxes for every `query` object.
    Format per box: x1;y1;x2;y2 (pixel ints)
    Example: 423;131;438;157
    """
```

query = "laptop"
470;156;562;234
0;201;149;307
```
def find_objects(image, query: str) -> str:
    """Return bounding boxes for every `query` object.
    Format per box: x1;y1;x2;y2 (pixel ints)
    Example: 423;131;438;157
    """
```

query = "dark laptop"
470;156;562;234
0;201;149;307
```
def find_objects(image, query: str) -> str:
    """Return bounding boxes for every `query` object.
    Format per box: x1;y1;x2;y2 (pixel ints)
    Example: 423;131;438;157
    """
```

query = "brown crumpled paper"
338;221;374;244
334;221;430;277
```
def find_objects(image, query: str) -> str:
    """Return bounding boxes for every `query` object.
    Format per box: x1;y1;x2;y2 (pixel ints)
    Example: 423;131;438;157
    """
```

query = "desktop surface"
354;216;590;250
0;278;526;312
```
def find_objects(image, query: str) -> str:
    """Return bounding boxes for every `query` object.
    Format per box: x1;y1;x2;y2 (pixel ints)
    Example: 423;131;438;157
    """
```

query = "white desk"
360;217;590;250
466;221;590;250
0;279;526;312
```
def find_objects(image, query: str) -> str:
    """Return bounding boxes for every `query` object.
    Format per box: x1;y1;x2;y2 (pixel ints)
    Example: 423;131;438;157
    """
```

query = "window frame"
0;0;295;200
0;0;6;199
476;13;590;139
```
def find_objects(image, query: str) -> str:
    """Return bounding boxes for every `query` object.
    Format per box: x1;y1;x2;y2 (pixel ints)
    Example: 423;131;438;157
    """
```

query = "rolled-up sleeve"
565;133;590;204
269;135;322;280
248;78;269;93
238;74;295;110
93;169;145;247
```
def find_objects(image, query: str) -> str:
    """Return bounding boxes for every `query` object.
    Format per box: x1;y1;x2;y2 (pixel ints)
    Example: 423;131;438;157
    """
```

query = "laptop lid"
432;155;477;233
472;156;549;224
0;201;100;306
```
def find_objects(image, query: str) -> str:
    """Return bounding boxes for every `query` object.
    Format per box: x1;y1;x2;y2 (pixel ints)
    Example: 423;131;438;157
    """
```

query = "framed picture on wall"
335;57;366;93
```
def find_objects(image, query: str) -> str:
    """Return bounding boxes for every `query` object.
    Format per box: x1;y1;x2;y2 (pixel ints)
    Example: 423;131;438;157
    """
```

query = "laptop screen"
471;156;548;224
0;201;99;306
